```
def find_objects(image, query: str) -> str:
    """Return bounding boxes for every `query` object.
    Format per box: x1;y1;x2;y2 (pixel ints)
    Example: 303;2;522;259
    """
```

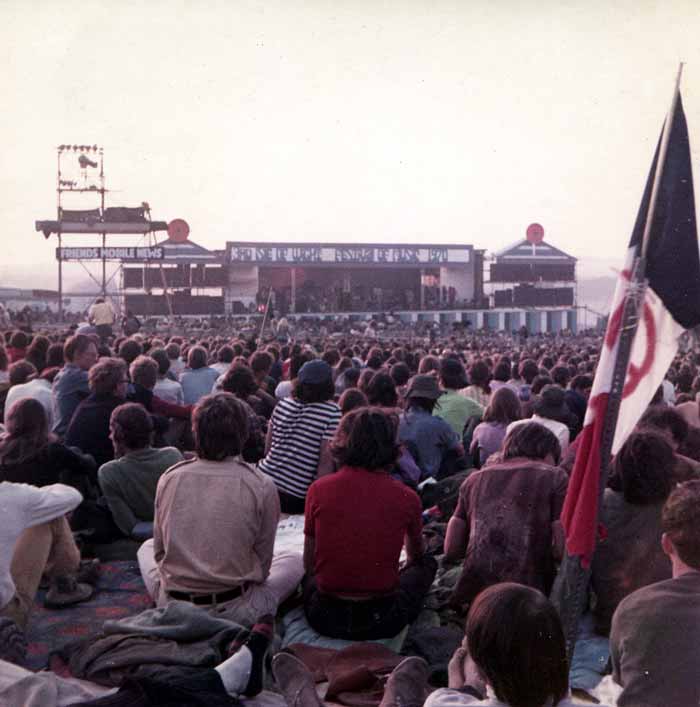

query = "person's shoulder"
614;576;680;623
156;446;185;463
160;456;197;478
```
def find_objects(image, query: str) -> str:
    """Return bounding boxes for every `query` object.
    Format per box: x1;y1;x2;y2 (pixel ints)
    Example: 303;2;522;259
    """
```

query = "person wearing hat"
398;374;463;480
259;359;341;514
505;384;571;454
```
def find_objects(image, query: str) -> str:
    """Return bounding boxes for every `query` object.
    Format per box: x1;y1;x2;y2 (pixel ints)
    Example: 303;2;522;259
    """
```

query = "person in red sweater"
303;406;437;640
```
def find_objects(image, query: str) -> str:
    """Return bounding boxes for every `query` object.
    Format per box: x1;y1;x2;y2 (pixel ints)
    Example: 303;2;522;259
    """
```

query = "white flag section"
588;247;684;455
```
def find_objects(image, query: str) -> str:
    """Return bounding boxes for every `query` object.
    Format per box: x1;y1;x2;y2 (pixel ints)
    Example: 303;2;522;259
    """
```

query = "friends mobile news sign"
56;247;165;261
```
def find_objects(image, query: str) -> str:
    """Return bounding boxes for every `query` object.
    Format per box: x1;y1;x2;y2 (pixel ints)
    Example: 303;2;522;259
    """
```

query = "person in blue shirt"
180;346;220;405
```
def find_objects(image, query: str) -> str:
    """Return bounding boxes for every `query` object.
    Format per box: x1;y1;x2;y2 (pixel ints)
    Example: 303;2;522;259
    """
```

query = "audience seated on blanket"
259;359;340;514
272;582;609;707
0;482;93;636
138;392;304;627
590;429;674;636
303;406;437;640
445;422;567;611
98;403;183;540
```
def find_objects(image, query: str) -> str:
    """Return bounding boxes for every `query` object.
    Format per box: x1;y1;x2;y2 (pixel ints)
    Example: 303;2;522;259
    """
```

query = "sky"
2;0;700;288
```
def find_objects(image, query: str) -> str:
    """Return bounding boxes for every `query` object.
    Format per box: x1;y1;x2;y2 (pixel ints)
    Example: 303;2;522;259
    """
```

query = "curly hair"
88;357;127;395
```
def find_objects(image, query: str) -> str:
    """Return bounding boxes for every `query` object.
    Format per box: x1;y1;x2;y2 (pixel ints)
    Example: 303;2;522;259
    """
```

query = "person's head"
639;405;689;450
221;364;258;399
109;403;153;454
187;345;208;370
9;331;28;350
331;406;400;471
118;339;143;366
404;374;441;413
294;360;335;404
129;355;158;391
483;386;521;425
64;333;98;370
662;480;700;574
250;351;273;381
390;362;411;388
530;374;552;396
9;360;36;386
46;343;64;369
611;431;674;505
88;357;128;396
550;365;570;388
466;583;568;707
192;393;249;461
518;358;539;385
493;360;511;383
216;345;235;364
569;374;593;397
418;355;440;376
338;388;368;416
341;366;361;390
166;342;181;361
502;422;561;465
149;348;171;377
533;385;570;424
0;398;51;466
469;360;490;392
439;357;468;391
365;372;399;408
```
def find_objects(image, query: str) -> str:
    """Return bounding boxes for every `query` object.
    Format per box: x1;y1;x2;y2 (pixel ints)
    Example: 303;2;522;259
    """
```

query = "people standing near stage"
88;298;116;341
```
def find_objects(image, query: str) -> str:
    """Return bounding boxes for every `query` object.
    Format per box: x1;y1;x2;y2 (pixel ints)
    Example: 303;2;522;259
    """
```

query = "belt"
168;584;247;606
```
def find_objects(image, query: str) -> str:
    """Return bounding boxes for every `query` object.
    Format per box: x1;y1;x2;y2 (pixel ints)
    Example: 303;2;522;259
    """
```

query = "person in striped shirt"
259;360;340;514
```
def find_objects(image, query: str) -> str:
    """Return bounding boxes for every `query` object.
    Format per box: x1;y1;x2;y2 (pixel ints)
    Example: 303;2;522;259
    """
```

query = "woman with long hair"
470;387;521;467
0;398;96;494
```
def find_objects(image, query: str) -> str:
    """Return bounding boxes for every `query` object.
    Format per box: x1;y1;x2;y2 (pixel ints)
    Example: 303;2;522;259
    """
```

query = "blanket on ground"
286;642;403;707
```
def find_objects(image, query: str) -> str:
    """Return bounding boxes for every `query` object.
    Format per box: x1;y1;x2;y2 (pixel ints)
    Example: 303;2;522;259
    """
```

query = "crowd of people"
0;321;698;706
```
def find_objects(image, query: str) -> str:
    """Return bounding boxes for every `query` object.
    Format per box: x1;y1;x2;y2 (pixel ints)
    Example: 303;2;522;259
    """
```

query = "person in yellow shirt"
88;298;116;341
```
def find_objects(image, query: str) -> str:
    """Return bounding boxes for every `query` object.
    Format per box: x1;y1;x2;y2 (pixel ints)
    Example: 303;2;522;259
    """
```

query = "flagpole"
553;64;686;663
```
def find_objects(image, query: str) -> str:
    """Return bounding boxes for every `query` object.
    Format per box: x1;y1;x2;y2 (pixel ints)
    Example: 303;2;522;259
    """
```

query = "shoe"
271;652;324;707
76;558;101;586
44;575;93;609
379;656;429;707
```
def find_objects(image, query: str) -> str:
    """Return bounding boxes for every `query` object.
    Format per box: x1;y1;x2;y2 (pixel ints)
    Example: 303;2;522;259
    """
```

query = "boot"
379;656;429;707
44;575;93;609
76;558;101;586
271;652;324;707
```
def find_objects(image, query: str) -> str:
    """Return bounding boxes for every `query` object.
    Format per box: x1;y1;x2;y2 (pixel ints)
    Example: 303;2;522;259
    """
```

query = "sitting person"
127;354;191;420
446;422;567;611
435;357;484;437
259;360;341;514
150;347;185;404
3;360;53;428
98;403;183;538
506;384;571;453
0;398;96;495
220;364;267;463
51;333;98;438
470;386;521;468
303;407;437;640
0;482;92;629
590;430;674;636
610;480;700;706
138;393;304;626
180;346;219;405
273;582;595;707
64;357;129;468
399;374;464;480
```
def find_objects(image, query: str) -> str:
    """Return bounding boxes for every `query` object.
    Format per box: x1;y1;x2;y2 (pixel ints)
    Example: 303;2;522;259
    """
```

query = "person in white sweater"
0;482;91;630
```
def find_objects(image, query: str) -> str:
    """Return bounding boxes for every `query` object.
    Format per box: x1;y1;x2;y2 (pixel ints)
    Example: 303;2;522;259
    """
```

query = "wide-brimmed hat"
405;374;442;400
534;384;570;421
298;360;333;385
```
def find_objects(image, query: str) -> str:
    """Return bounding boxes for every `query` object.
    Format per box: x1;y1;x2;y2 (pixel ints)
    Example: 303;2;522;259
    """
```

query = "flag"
561;94;700;568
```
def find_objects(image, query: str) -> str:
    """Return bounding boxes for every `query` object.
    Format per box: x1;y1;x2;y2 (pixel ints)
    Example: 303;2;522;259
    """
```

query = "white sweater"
0;482;82;608
425;688;610;707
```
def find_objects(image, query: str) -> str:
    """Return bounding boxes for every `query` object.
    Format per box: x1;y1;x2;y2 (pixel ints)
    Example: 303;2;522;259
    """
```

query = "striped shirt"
259;398;341;500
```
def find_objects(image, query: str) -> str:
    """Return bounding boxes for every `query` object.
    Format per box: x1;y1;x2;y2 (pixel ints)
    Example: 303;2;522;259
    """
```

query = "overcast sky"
2;0;700;285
